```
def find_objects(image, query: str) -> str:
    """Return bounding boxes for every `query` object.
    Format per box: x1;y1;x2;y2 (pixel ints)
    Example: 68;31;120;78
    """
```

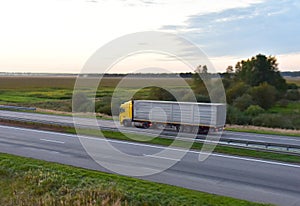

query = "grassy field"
0;76;192;89
0;76;192;112
0;153;272;206
269;101;300;114
285;76;300;86
0;75;299;130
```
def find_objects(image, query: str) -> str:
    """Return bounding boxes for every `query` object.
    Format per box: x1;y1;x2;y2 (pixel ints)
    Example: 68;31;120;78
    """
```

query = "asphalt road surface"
0;124;300;206
0;110;300;147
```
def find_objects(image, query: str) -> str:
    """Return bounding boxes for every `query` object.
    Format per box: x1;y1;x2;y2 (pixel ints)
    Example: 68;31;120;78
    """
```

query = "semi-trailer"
119;100;226;134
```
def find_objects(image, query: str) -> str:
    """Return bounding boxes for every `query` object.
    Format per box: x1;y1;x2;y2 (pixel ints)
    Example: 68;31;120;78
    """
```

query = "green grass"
269;102;300;115
226;127;300;137
0;153;272;206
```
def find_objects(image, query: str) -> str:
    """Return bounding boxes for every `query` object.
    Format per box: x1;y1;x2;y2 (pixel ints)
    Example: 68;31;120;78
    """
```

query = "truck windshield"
119;107;125;113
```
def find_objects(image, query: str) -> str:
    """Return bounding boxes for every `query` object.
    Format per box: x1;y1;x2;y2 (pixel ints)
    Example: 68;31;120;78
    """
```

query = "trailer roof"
133;100;226;106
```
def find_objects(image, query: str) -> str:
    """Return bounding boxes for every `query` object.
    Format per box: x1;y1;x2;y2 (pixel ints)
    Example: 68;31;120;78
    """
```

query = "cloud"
161;0;300;58
120;0;162;7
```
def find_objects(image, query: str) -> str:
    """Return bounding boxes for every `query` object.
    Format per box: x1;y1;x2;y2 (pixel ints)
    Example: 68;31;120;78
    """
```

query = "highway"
0;110;300;147
0;124;300;206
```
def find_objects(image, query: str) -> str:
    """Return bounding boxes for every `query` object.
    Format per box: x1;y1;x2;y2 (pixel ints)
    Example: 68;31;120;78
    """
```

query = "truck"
119;100;226;134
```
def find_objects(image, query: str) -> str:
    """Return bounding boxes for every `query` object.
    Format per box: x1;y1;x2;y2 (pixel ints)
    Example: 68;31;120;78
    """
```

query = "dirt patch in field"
0;119;70;133
36;108;112;119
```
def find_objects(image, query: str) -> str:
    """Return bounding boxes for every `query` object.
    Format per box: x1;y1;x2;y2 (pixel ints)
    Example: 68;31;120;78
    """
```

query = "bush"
196;94;210;103
73;93;93;112
150;87;176;101
233;94;254;111
226;105;251;125
95;96;112;115
277;99;289;107
249;82;277;109
245;105;264;116
287;83;298;90
286;89;300;101
252;114;294;129
292;117;300;130
226;82;250;104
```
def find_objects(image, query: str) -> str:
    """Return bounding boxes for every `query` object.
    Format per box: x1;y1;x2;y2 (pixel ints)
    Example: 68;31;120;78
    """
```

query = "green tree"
235;54;287;92
192;65;209;97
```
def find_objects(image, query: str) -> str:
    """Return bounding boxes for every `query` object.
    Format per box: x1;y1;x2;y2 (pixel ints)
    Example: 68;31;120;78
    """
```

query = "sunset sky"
0;0;299;73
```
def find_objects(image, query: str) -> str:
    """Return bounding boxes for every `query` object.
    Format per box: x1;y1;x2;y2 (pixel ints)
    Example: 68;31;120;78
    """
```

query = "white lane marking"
0;125;76;138
145;154;180;161
205;153;300;168
1;125;300;169
40;139;65;144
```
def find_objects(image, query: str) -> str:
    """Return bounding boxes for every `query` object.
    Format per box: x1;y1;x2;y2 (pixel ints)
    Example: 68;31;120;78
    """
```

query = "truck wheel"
123;120;131;127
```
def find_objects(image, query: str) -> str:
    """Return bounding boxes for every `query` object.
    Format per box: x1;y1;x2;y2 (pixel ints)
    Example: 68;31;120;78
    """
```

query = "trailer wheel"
175;125;180;132
198;126;209;135
184;126;193;133
142;122;150;129
192;126;199;134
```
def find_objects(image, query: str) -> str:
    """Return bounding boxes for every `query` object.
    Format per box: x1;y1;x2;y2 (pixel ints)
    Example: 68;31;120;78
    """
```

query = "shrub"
150;87;176;101
233;94;254;111
245;105;264;117
292;117;300;130
196;94;210;103
286;89;300;101
287;83;298;90
73;93;93;112
226;105;251;125
249;82;277;109
96;96;112;115
226;82;250;104
277;99;289;107
252;114;294;129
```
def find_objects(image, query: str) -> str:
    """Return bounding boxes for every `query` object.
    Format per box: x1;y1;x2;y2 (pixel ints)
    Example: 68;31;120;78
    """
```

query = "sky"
0;0;299;73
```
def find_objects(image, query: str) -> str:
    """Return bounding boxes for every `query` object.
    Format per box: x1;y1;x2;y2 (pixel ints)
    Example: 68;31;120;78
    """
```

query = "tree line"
151;54;300;129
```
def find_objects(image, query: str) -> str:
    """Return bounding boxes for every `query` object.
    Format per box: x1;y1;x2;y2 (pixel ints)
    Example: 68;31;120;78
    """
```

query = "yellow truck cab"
119;100;133;126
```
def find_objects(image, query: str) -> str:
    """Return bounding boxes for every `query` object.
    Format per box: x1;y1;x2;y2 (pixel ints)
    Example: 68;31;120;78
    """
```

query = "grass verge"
0;153;272;206
226;126;300;137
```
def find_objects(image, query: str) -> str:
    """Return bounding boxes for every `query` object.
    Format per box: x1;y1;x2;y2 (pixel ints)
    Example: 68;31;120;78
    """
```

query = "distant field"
0;76;192;89
0;76;192;112
285;77;300;86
